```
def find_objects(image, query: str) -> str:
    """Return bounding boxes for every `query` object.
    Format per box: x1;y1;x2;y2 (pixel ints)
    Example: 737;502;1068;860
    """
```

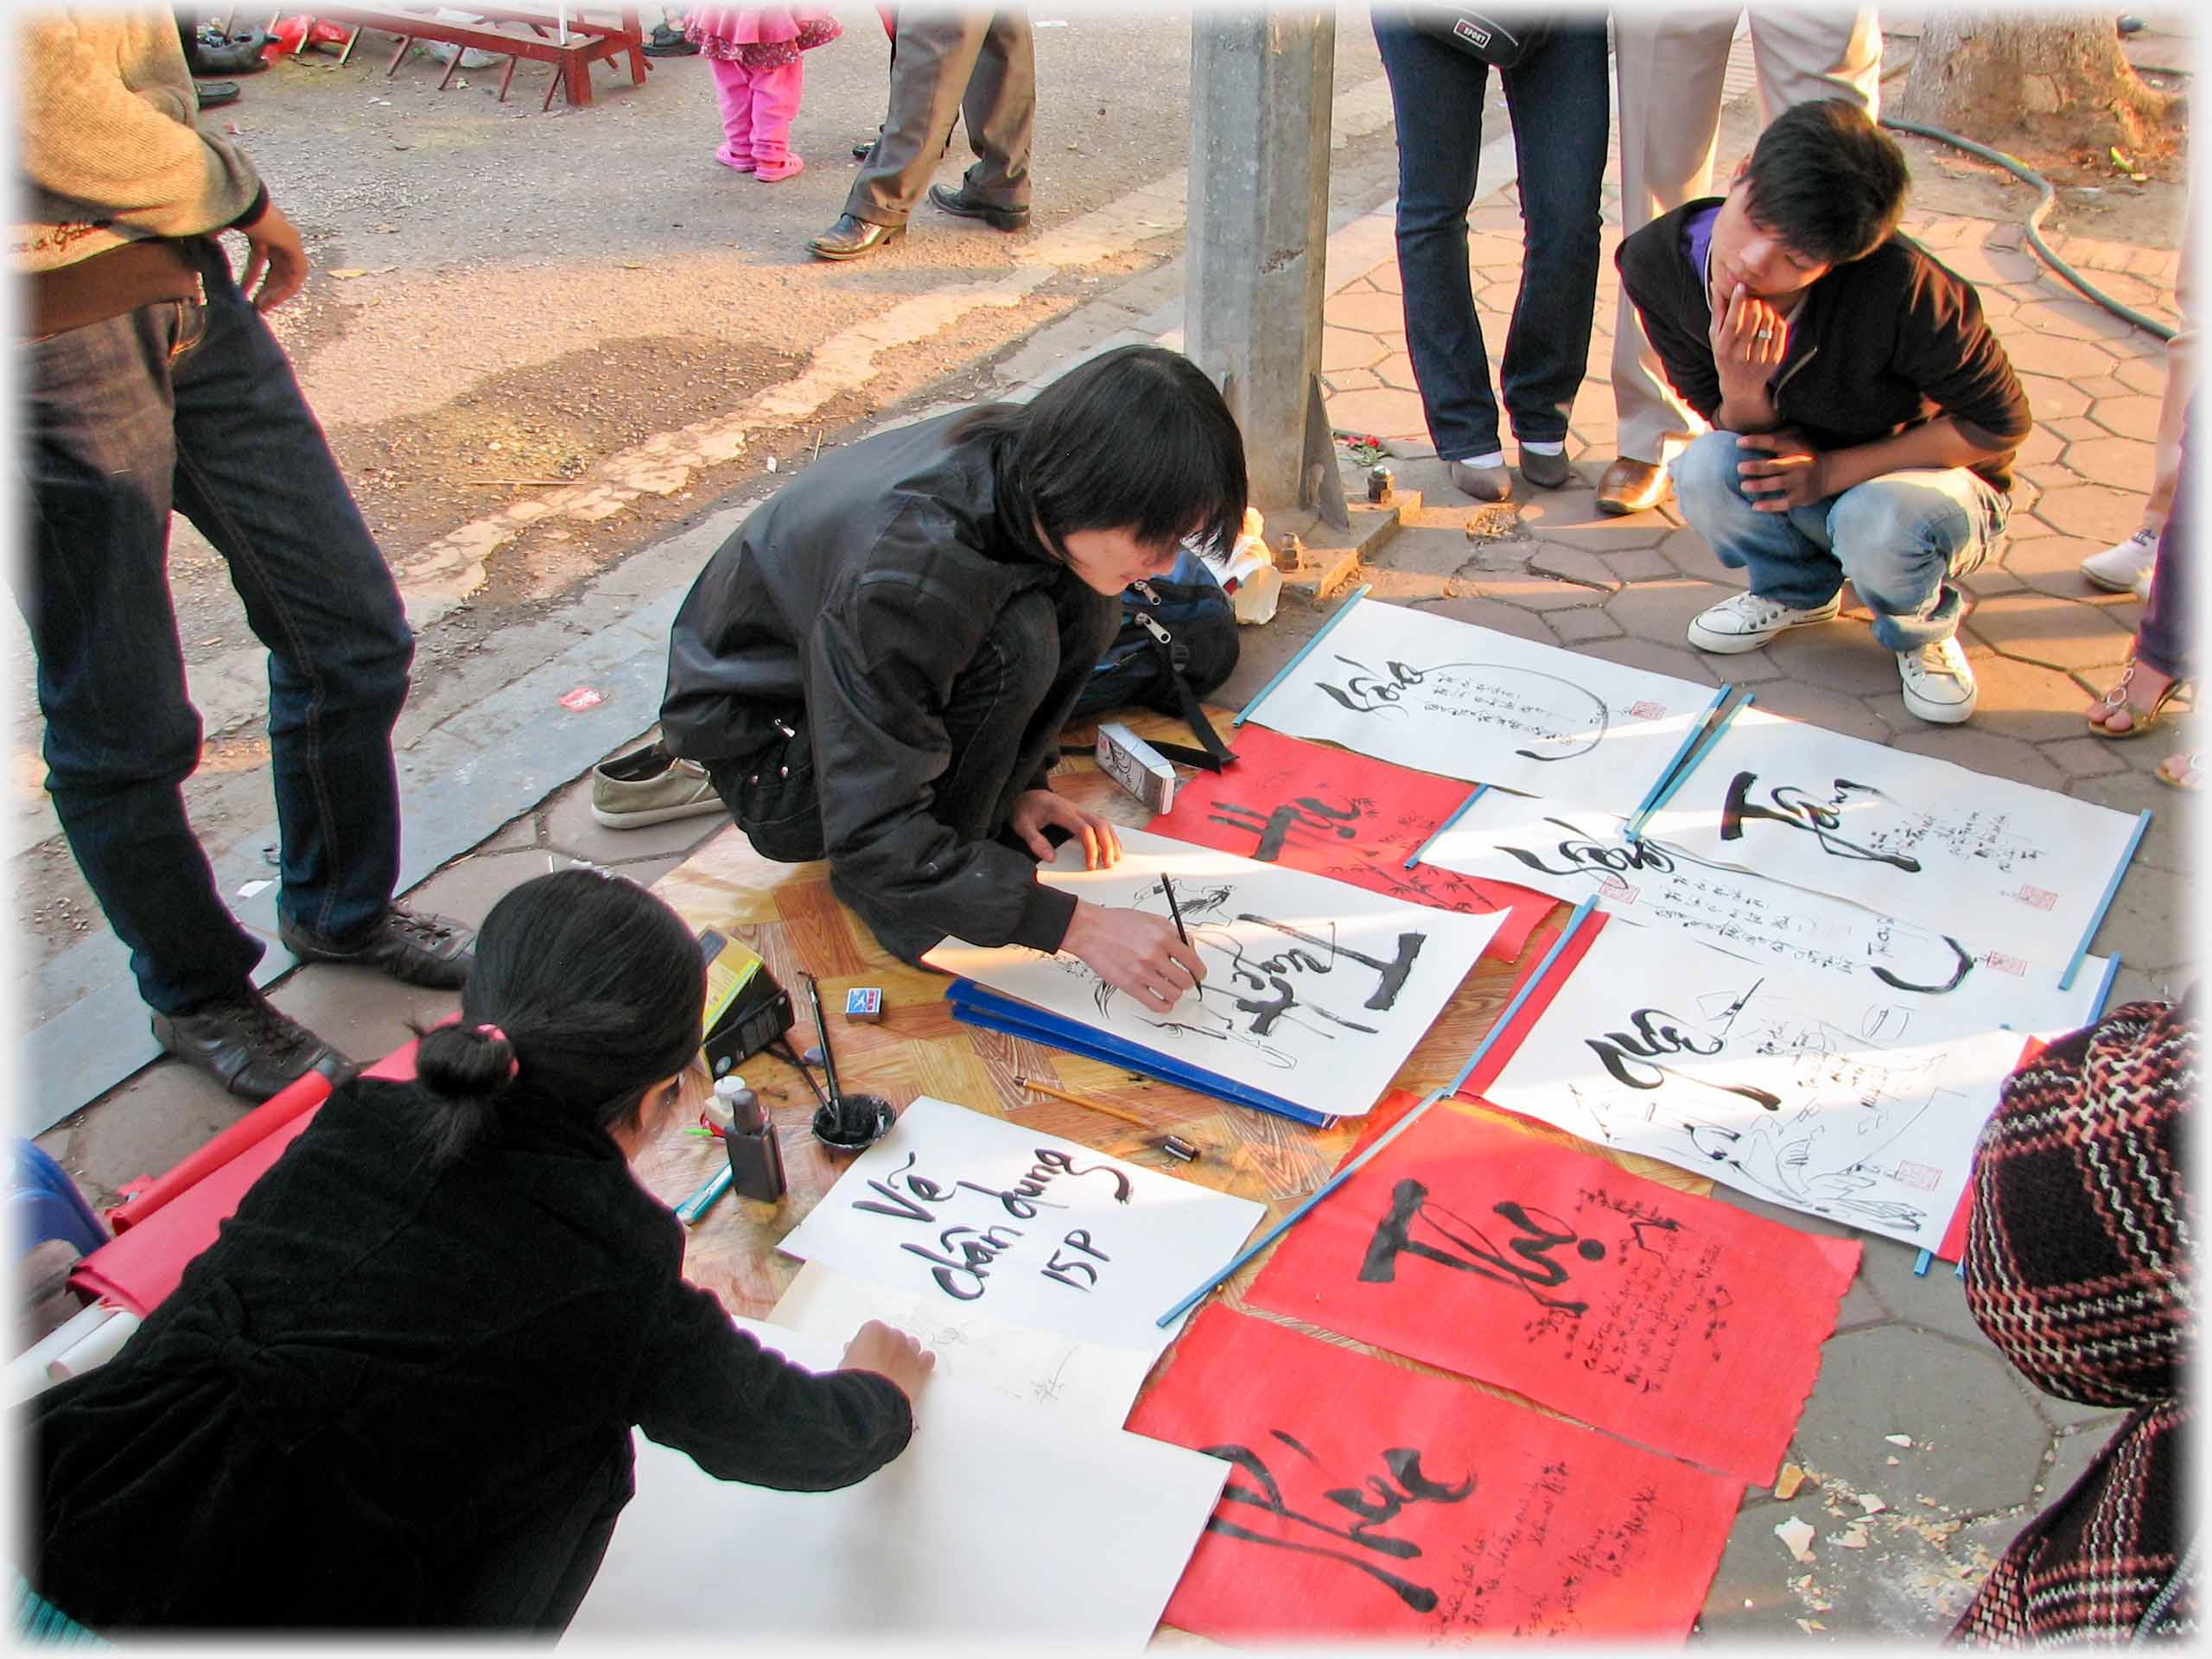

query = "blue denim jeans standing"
1372;13;1611;460
2135;399;2193;680
17;237;414;1015
1671;429;2012;650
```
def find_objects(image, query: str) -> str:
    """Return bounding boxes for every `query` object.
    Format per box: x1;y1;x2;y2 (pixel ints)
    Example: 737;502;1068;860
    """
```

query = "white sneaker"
1897;638;1979;723
1686;590;1845;653
2081;526;2158;599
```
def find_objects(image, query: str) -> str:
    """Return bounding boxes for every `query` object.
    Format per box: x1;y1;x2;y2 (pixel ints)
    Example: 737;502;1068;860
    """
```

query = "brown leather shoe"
808;214;906;261
1596;456;1669;516
151;988;354;1103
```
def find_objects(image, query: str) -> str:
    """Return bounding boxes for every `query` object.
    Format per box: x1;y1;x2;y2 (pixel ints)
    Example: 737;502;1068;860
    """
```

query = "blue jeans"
17;238;414;1014
1671;430;2012;650
1372;13;1610;459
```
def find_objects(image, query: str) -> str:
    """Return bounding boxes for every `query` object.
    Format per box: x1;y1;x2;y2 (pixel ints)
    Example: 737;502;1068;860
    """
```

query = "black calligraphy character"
1316;653;1424;716
1241;916;1424;1011
1586;1008;1783;1112
1198;1431;1474;1614
1719;773;1922;872
1868;934;1974;995
1358;1179;1605;1314
1499;817;1677;880
1207;794;1363;861
851;1152;956;1223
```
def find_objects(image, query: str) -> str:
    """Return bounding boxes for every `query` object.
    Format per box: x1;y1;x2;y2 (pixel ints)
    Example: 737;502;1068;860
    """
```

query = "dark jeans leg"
1374;19;1499;461
1497;23;1611;445
19;293;264;1014
2136;401;2194;680
845;10;991;226
168;240;414;945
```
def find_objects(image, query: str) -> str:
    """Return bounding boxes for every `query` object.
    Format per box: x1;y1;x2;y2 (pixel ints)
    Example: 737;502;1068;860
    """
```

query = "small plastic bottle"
715;1075;786;1203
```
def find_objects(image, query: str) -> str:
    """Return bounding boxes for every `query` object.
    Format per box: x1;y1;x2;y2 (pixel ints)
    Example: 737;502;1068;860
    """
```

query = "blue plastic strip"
1913;1249;1933;1277
1625;683;1730;826
1447;893;1599;1096
2091;951;2126;1020
1624;692;1753;845
2059;809;2152;991
1232;582;1373;728
1406;784;1490;870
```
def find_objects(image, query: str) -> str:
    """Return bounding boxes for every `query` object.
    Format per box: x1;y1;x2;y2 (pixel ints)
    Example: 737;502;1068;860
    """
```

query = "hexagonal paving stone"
2085;392;2164;441
1889;727;2069;791
1853;1236;2001;1353
2113;353;2169;396
2044;413;2107;443
1324;289;1406;333
1375;352;1420;391
1998;525;2122;601
1366;259;1403;296
1763;630;1907;698
1789;1325;2051;1514
2012;423;2067;469
2002;332;2122;380
1965;591;2135;673
1323;385;1428;442
1413;594;1558;642
1550;607;1624;645
2012;372;2091;423
1526;543;1618;591
1575;635;1719;687
2056;435;2156;492
2041;736;2132;779
1948;649;2107;745
2014;296;2139;343
2066;769;2198;880
1734;676;1897;742
1465;569;1621;613
1958;563;2031;600
1604;576;1745;645
1320;324;1389;373
1603;547;1678;583
1325;367;1381;393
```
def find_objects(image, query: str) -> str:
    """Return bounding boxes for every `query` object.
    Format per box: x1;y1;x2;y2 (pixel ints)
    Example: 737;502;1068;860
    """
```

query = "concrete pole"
1186;9;1346;528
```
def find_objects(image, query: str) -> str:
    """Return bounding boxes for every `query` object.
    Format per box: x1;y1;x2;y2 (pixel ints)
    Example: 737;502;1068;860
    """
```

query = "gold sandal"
2088;658;2188;741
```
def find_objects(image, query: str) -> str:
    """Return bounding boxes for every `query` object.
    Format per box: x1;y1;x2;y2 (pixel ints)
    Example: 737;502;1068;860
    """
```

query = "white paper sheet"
1244;597;1713;814
770;1260;1155;1427
926;826;1505;1122
777;1095;1265;1352
1643;709;2142;971
1480;920;2037;1249
565;1319;1227;1646
1424;789;2108;1036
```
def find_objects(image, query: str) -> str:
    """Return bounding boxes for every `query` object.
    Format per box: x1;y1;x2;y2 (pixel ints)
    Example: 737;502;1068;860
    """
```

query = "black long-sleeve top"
29;1077;911;1629
1617;200;2032;491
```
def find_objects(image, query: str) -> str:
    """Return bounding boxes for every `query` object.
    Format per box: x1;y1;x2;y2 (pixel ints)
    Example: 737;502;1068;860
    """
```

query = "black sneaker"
151;988;354;1103
643;22;699;55
279;905;476;989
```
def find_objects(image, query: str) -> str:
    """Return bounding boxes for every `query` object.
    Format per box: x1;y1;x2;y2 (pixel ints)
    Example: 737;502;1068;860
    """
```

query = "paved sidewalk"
25;50;2195;1647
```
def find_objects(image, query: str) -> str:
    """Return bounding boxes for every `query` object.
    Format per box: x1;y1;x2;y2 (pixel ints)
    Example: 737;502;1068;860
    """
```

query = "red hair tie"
475;1023;520;1082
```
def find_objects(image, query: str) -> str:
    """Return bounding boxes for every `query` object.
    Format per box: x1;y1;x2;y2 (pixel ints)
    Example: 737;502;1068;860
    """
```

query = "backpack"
1070;544;1239;768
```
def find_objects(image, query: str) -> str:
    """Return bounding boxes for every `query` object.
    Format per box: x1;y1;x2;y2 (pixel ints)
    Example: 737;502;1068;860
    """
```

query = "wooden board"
638;708;1713;1330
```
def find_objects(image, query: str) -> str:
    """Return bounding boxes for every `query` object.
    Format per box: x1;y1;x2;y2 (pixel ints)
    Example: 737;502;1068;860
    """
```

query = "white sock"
1454;452;1505;471
1519;439;1564;455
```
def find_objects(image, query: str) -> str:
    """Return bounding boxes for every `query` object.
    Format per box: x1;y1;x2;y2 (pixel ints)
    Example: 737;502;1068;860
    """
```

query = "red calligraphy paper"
1128;1306;1739;1643
1248;1105;1859;1484
1152;724;1552;960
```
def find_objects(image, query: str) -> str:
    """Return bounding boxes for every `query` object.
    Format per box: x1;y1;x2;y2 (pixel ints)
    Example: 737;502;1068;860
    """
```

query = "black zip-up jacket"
660;410;1115;956
1617;200;2032;492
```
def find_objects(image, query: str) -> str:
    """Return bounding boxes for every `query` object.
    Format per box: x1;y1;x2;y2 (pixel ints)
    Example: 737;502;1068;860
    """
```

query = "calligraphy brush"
801;971;847;1110
1160;874;1192;946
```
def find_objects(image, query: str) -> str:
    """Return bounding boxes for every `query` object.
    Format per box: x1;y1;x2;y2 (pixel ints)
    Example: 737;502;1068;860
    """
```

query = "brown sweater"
17;10;269;334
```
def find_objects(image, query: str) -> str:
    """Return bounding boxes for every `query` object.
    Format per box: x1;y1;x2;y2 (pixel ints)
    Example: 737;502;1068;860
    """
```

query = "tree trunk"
1895;10;2177;158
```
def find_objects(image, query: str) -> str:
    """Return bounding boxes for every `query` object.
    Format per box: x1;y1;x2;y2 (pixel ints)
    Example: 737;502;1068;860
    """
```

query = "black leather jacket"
661;410;1114;955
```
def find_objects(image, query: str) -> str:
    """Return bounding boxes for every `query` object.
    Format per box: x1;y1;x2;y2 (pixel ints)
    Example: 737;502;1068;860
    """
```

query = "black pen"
1160;874;1191;946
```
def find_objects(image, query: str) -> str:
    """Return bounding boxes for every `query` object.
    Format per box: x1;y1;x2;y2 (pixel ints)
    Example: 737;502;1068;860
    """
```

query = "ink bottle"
715;1075;786;1203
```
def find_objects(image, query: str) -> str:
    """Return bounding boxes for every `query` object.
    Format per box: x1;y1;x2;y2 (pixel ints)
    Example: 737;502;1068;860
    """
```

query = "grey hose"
1881;115;2178;343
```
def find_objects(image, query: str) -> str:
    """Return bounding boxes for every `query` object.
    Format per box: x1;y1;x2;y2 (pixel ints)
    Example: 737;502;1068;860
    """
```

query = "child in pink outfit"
684;6;842;181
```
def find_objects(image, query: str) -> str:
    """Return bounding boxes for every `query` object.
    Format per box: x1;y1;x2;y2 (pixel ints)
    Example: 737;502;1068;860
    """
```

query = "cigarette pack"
1094;721;1177;813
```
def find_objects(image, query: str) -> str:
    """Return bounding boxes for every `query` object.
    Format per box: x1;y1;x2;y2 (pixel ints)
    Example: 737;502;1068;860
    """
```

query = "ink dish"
813;1092;893;1150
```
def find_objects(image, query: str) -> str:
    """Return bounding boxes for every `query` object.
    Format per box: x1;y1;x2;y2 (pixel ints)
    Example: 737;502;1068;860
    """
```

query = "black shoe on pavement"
643;22;699;54
927;183;1029;232
279;904;476;989
151;988;354;1104
808;214;907;260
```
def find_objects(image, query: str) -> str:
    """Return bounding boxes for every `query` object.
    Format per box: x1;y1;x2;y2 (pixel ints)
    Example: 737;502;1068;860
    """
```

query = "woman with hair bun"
28;869;933;1631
